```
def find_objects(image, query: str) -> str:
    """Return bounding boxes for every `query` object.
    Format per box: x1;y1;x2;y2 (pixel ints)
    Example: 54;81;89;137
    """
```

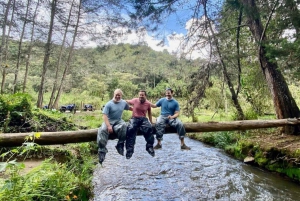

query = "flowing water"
92;134;300;201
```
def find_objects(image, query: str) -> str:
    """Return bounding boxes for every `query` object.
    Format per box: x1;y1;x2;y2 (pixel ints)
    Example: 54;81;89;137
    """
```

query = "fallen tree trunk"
1;118;299;147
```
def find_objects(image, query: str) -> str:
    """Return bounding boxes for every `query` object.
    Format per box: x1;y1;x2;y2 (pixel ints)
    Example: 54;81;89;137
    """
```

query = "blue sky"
81;0;213;59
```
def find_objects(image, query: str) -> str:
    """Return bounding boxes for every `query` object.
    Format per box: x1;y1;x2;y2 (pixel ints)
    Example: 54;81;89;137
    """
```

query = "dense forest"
1;0;300;133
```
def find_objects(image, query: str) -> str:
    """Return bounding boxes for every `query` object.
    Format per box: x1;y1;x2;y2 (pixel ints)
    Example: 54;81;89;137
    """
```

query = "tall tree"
37;0;57;108
48;0;75;109
13;0;31;93
202;0;245;119
240;0;300;134
131;0;246;119
23;0;41;93
0;0;13;94
53;0;82;109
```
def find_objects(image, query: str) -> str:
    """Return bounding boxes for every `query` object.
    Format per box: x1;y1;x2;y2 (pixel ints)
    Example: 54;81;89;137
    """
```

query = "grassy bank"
0;142;98;200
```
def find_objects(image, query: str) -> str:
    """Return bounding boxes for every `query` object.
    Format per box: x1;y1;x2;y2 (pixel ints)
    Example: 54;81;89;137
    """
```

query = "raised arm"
149;102;157;108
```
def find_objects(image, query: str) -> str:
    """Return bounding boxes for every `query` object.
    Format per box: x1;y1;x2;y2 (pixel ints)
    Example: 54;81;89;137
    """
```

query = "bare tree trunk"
241;0;300;134
0;0;13;94
13;0;31;93
37;0;57;108
236;7;243;96
48;0;75;109
23;0;40;93
53;0;82;109
203;0;245;120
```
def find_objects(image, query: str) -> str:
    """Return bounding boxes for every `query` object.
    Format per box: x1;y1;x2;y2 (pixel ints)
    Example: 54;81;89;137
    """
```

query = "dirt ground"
0;145;70;178
21;159;44;175
245;129;300;154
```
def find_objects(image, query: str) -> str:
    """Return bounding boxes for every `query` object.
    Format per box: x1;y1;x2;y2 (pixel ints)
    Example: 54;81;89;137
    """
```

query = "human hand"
107;125;113;133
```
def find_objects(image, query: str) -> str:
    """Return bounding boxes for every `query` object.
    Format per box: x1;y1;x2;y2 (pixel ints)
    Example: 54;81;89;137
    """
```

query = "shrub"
0;94;33;132
0;143;96;201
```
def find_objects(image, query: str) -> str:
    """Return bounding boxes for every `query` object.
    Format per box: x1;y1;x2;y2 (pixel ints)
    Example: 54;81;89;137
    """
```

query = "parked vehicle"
60;104;76;113
83;104;94;111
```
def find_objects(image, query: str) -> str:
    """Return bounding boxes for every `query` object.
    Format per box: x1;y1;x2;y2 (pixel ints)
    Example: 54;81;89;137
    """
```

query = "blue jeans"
155;115;186;141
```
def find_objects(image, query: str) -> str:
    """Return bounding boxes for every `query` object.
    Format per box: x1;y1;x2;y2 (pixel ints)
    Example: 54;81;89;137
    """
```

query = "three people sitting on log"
97;88;190;165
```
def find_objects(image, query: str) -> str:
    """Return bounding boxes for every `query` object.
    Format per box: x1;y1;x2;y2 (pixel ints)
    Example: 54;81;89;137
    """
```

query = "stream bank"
188;128;300;183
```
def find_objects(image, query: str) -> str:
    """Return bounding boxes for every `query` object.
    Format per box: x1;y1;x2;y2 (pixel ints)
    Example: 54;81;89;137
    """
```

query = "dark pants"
126;117;154;153
97;120;127;153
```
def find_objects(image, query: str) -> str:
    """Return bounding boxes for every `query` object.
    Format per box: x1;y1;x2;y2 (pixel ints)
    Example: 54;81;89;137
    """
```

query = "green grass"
0;143;97;201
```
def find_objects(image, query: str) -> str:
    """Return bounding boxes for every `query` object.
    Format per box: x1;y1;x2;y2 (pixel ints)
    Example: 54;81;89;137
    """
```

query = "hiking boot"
154;143;162;149
115;143;124;156
146;146;155;157
126;149;134;159
98;152;106;164
181;144;191;150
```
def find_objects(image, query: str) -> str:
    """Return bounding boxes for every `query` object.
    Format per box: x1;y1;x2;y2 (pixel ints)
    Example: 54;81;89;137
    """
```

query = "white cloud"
79;18;210;60
282;29;296;42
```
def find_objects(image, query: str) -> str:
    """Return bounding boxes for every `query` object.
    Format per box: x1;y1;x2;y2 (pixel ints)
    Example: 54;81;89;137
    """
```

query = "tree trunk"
241;0;300;134
53;0;81;109
0;0;13;94
37;0;57;108
48;0;75;109
1;118;300;147
203;1;245;120
13;0;30;94
23;0;40;93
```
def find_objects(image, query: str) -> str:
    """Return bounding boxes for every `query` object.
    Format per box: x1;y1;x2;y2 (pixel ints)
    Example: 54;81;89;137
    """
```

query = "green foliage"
151;108;161;118
244;108;258;120
0;160;75;200
148;81;169;99
231;107;258;120
0;94;33;132
188;133;216;145
31;110;78;131
70;110;103;129
0;143;96;201
283;168;300;181
255;155;269;166
0;137;42;167
122;110;132;122
212;132;237;149
0;97;9;128
188;131;238;149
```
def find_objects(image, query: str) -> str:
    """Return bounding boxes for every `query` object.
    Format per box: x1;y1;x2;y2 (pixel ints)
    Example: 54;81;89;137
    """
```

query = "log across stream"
1;118;299;147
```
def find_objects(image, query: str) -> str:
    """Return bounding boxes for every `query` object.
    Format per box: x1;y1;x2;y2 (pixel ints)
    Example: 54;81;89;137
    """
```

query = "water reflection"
93;134;300;201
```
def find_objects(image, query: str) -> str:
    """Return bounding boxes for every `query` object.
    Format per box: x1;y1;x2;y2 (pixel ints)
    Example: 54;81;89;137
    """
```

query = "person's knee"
98;131;108;144
98;138;107;148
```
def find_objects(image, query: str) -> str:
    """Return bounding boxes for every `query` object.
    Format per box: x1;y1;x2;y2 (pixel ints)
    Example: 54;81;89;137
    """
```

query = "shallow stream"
93;134;300;201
